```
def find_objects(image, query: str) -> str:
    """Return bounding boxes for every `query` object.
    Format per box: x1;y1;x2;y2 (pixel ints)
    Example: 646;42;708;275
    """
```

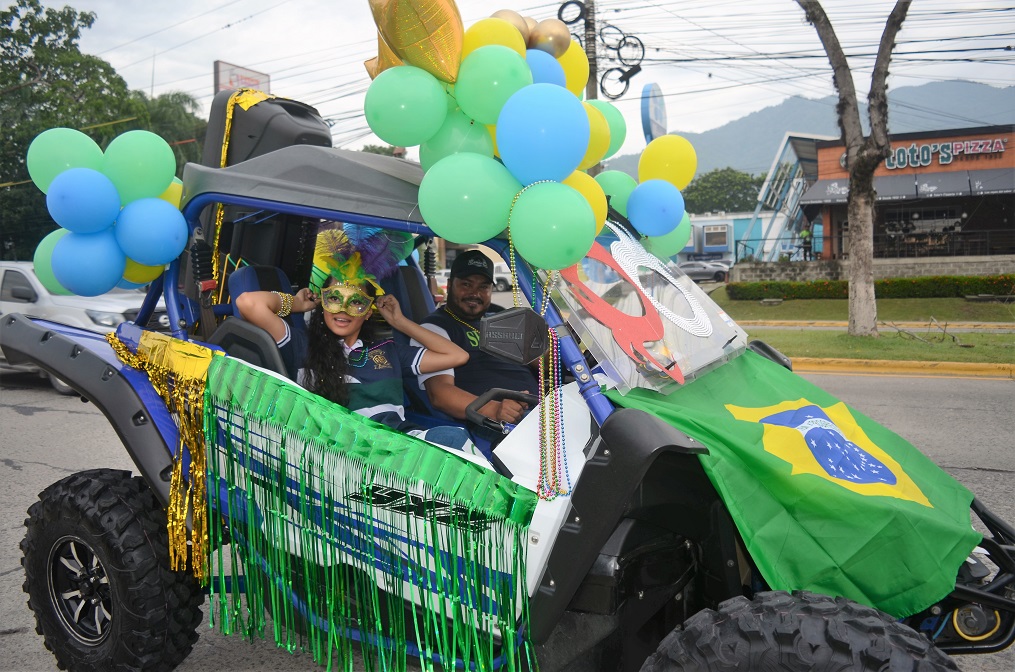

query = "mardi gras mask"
321;286;375;317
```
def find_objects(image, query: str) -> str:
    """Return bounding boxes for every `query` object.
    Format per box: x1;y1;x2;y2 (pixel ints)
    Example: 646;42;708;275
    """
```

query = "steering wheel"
465;388;539;434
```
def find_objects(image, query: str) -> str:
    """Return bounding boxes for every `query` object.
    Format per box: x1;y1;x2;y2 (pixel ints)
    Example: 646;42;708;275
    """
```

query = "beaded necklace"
504;207;570;501
345;338;392;368
442;305;480;333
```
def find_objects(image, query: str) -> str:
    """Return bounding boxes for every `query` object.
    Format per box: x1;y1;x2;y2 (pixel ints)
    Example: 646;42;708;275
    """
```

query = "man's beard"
452;294;487;319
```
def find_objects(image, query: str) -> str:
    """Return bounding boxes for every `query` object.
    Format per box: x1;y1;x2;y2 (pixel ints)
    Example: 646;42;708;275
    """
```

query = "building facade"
799;125;1014;260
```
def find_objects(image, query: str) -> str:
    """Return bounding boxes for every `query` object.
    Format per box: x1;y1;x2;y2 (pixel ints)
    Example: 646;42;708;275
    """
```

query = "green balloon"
33;229;73;295
645;212;692;260
420;109;495;172
510;182;596;270
455;45;533;125
101;130;176;205
26;128;103;194
364;65;448;147
594;170;638;217
418;152;522;244
587;99;626;159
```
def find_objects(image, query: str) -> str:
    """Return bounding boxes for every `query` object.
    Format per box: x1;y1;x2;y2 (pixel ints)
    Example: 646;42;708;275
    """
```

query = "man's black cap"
449;250;494;283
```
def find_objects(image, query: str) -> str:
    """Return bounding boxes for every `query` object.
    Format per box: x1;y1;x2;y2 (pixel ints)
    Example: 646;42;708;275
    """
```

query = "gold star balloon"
368;0;464;83
364;31;403;80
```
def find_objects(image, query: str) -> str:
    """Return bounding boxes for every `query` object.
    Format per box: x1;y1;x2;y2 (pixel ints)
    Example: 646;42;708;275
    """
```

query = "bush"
726;274;1014;300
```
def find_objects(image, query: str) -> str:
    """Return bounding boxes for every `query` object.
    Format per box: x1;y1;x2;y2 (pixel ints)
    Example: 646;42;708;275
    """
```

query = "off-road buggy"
4;93;1014;672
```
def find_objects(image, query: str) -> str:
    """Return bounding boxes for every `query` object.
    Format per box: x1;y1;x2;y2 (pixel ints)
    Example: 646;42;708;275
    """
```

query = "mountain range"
605;80;1015;178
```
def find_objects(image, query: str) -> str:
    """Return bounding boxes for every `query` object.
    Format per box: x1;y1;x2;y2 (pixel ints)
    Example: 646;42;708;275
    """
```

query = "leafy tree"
360;144;397;156
795;0;909;337
682;167;765;214
131;90;207;173
1;0;138;258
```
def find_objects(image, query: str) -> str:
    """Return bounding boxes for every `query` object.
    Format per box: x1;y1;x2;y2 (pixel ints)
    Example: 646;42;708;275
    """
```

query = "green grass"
748;328;1014;364
711;287;1015;323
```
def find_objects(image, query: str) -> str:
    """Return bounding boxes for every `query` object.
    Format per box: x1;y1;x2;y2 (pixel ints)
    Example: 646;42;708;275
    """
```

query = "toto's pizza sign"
840;137;1007;170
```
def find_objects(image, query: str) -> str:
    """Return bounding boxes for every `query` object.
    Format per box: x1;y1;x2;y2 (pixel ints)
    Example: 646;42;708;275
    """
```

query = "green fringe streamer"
203;356;537;671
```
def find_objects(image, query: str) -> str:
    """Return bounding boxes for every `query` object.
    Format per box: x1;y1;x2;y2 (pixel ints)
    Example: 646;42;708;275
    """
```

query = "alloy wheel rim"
47;535;112;645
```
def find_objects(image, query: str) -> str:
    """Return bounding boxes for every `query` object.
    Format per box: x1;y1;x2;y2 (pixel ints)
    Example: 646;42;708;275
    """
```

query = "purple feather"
343;224;413;280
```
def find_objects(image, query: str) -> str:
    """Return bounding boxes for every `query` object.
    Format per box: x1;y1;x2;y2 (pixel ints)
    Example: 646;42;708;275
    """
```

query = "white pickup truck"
0;261;168;392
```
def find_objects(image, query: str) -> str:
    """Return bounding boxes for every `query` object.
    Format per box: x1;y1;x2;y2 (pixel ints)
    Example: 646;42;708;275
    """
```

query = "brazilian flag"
606;350;981;618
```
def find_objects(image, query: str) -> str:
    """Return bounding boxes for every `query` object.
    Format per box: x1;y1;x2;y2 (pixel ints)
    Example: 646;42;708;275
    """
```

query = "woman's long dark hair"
303;282;378;406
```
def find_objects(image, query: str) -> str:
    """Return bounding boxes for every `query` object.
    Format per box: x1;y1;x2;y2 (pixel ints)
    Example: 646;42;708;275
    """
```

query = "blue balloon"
114;198;189;266
51;230;126;296
45;168;121;234
526;49;566;87
496;83;590;185
627;180;686;237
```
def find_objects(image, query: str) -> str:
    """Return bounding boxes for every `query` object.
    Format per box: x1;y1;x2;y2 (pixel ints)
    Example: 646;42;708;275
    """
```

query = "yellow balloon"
557;39;589;97
529;18;571;58
578;102;610;171
486;124;499;157
123;258;165;284
463;17;526;60
563;170;607;234
490;9;529;43
638;134;698;190
158;177;183;208
368;0;463;83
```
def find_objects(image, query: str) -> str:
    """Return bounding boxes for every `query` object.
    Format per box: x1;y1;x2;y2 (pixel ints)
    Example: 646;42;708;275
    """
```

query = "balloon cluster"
27;128;187;296
364;2;649;271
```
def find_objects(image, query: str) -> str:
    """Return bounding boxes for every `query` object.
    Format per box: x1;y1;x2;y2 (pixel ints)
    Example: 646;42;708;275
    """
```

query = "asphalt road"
1;369;1012;671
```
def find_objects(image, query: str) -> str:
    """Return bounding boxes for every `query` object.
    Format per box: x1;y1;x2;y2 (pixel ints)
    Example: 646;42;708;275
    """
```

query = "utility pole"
583;0;597;102
583;0;604;175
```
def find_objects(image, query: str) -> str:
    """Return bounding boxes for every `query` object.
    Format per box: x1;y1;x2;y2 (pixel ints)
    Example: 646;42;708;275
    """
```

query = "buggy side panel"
0;315;176;505
529;407;745;644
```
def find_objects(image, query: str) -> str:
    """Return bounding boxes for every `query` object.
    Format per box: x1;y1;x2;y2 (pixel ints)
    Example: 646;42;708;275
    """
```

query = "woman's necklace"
346;339;392;368
442;306;479;333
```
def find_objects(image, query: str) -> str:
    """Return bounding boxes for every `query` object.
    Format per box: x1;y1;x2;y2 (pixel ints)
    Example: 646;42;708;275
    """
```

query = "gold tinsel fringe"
106;331;219;582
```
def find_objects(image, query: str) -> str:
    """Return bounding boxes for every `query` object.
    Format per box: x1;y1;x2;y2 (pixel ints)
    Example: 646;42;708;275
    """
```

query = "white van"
0;261;168;392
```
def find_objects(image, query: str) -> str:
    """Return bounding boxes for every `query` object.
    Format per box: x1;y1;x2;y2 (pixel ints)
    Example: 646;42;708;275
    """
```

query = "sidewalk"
743;321;1015;379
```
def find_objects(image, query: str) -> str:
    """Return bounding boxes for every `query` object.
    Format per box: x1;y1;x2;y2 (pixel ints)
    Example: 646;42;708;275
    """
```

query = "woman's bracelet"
272;291;293;318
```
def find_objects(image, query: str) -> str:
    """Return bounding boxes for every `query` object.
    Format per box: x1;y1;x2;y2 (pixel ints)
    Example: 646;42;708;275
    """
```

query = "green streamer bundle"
203;357;537;670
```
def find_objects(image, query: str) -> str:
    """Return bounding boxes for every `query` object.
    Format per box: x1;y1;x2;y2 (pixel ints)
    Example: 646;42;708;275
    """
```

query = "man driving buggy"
414;250;538;429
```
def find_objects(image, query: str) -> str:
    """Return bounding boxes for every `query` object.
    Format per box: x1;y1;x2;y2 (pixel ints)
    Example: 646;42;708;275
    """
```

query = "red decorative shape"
560;242;684;384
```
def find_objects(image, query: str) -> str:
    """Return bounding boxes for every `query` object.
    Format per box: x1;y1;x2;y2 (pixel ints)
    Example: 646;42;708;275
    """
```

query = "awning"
798;179;850;204
915;171;969;198
875;174;917;201
968;167;1015;195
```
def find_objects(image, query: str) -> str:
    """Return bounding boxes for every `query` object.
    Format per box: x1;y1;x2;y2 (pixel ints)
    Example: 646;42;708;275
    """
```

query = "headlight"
86;310;125;327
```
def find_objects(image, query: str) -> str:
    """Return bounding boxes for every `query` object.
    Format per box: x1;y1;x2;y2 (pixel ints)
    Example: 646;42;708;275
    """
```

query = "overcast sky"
46;0;1015;158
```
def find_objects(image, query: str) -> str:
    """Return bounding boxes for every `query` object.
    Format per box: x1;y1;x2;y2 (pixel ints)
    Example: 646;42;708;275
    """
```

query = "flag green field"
607;350;981;617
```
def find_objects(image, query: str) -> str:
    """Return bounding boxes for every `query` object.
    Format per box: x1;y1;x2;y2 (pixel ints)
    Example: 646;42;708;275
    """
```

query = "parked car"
0;261;168;393
436;262;512;292
677;260;729;282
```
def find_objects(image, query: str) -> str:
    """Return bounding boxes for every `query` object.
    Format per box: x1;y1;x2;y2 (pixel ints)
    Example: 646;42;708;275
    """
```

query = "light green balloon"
32;229;73;295
26;128;103;194
587;99;627;159
418;152;522;244
455;45;533;126
594;170;638;217
420;109;494;172
510;182;596;270
101;130;176;205
645;212;692;260
364;65;448;147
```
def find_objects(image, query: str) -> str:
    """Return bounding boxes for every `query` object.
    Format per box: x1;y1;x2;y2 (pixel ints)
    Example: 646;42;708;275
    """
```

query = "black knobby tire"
640;590;958;672
21;469;205;671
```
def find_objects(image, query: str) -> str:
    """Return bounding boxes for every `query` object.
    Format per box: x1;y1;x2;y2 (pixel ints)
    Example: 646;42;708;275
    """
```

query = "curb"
739;320;1015;330
792;358;1014;379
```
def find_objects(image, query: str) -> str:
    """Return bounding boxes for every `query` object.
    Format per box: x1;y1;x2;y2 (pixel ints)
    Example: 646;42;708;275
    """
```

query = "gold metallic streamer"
105;332;220;582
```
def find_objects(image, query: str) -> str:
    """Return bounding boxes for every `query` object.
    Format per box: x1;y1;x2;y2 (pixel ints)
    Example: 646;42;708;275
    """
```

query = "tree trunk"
846;189;877;335
795;0;910;337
